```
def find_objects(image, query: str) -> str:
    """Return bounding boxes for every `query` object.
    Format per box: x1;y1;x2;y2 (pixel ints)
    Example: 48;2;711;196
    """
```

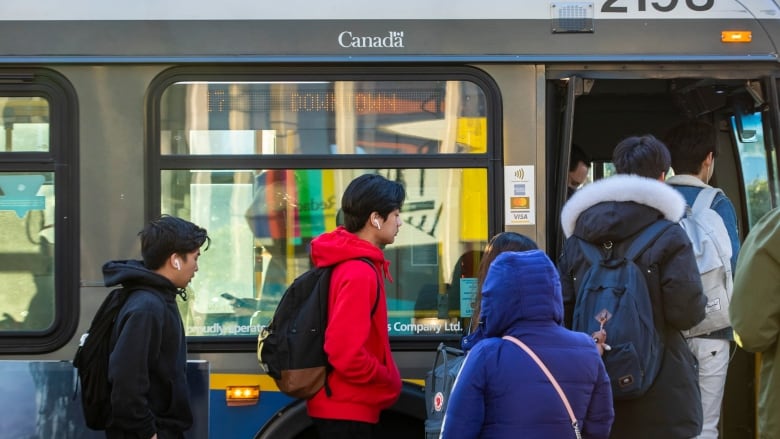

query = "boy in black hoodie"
103;215;209;439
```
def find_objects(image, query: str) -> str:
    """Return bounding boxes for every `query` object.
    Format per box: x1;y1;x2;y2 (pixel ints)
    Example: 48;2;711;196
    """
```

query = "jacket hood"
310;226;391;277
480;250;563;337
561;174;686;240
666;174;711;189
102;259;177;292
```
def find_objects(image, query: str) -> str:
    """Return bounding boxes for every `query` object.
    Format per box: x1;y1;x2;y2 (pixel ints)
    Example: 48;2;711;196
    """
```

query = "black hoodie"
103;260;192;439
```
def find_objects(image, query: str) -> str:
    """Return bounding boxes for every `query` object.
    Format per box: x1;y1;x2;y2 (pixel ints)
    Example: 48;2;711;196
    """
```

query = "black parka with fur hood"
558;174;707;439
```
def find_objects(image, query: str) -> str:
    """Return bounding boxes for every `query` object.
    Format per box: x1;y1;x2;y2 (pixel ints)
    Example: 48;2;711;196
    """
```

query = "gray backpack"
678;187;733;337
424;343;465;438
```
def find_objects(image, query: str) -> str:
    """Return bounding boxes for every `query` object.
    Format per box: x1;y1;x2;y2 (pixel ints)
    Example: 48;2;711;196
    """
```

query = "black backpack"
571;220;671;400
73;286;137;430
257;257;379;399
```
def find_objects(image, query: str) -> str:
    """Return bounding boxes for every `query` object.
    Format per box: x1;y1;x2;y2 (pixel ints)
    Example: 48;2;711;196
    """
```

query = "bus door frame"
549;74;582;257
766;75;780;207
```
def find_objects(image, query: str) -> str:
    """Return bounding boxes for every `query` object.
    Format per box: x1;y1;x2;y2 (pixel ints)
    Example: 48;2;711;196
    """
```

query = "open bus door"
547;74;582;259
728;74;780;438
768;75;780;205
720;74;780;439
731;77;780;226
547;69;780;438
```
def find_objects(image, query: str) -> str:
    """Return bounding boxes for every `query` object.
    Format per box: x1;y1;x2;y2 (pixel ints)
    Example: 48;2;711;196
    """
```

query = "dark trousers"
311;418;374;439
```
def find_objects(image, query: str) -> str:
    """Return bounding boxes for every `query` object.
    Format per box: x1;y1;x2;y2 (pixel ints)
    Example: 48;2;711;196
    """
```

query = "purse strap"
502;335;582;439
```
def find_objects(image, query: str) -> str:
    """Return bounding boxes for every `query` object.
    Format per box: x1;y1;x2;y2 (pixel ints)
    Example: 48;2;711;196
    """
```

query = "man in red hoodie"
307;173;405;438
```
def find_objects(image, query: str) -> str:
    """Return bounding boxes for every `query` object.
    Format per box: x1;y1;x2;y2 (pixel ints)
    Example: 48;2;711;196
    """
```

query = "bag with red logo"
424;343;465;438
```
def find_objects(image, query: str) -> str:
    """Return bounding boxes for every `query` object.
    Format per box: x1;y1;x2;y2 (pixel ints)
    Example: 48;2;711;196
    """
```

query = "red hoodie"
305;226;402;423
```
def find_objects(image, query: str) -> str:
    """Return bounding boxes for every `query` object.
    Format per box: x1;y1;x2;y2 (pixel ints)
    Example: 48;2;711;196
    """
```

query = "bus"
0;0;778;437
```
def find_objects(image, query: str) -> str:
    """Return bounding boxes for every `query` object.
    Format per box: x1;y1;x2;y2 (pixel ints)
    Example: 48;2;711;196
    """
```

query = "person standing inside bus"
103;215;210;439
567;144;592;200
441;250;614;438
664;120;740;439
729;206;780;439
306;173;405;439
558;135;706;439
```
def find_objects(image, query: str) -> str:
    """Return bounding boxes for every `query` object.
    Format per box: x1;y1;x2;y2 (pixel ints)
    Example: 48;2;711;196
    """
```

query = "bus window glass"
731;112;773;226
0;97;50;153
159;81;487;155
0;172;55;331
161;168;488;338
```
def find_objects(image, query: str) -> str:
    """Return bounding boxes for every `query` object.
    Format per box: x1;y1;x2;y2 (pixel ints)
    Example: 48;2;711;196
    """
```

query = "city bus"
0;0;779;437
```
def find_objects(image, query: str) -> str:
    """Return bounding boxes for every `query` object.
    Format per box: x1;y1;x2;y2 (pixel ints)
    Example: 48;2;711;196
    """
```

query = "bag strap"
428;342;464;414
502;335;582;439
688;188;733;274
576;238;603;266
576;220;671;278
624;220;672;261
691;187;721;214
355;257;382;316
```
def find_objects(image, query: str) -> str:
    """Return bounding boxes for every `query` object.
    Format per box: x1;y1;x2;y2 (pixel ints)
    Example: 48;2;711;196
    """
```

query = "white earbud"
373;219;381;230
174;259;181;270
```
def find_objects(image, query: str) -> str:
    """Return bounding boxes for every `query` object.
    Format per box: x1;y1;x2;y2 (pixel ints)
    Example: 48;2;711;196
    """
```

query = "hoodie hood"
102;259;178;293
561;174;686;241
310;226;390;276
480;250;563;337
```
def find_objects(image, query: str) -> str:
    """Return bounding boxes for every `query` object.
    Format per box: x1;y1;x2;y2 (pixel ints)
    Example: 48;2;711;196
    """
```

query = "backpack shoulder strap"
95;286;138;318
576;238;606;265
689;187;733;270
354;257;382;316
625;220;673;261
691;187;722;214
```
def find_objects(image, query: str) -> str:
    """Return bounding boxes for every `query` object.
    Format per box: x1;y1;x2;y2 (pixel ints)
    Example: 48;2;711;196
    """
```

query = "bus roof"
1;0;778;63
2;0;779;20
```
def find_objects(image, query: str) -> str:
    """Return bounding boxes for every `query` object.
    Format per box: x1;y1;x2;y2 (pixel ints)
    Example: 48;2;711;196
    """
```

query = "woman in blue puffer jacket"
441;250;614;439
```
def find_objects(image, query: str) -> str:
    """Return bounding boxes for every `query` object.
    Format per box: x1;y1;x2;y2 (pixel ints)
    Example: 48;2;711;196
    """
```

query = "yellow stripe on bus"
210;373;424;390
211;373;278;390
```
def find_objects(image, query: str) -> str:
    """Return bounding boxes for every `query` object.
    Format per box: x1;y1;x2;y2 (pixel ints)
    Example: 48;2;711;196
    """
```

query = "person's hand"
150;434;157;439
591;329;610;356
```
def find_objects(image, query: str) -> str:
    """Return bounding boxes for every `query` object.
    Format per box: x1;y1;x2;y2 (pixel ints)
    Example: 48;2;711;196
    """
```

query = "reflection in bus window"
732;112;774;226
159;81;487;156
0;97;50;153
161;168;488;338
1;97;55;331
0;173;55;331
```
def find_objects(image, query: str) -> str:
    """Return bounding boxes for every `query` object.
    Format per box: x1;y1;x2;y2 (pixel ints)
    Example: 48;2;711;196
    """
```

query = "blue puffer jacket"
441;250;614;439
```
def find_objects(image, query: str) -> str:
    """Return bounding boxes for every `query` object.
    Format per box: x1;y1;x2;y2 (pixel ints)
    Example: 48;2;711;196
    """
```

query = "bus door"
730;77;780;227
546;74;583;258
547;68;780;438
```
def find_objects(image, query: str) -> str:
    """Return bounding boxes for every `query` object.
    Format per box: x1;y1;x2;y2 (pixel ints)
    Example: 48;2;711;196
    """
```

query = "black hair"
341;174;406;233
663;120;718;175
569;144;591;172
612;134;671;179
139;215;210;270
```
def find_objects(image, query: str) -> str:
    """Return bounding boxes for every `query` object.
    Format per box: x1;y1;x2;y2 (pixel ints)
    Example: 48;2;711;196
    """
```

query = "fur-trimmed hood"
561;174;686;239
